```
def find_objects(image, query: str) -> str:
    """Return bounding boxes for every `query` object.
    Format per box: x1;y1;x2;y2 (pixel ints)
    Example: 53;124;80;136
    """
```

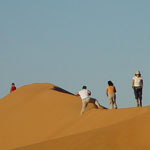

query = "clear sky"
0;0;150;108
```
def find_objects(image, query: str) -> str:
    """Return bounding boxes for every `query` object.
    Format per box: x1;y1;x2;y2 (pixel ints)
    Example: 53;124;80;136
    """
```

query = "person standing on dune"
10;83;16;93
132;71;143;107
76;86;101;114
106;81;117;109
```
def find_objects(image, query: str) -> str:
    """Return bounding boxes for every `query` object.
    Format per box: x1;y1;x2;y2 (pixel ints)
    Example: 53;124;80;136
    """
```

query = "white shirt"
78;89;90;100
132;76;143;87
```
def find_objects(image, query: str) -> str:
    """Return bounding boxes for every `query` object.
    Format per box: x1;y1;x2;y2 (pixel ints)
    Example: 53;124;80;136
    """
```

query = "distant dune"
0;83;150;150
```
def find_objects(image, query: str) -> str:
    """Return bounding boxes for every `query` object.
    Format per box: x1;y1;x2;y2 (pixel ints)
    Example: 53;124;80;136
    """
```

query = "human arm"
114;87;116;93
141;79;143;88
75;92;80;96
132;79;135;88
88;90;91;96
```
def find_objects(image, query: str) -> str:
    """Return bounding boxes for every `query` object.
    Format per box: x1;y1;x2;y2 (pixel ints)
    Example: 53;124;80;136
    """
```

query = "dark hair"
135;74;141;77
82;86;87;89
108;81;113;86
12;83;15;85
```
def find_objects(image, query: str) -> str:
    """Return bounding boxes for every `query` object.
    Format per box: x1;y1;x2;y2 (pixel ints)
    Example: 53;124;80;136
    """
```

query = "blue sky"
0;0;150;108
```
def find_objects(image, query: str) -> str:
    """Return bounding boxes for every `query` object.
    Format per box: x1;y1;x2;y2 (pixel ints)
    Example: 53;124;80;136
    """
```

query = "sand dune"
0;83;150;150
15;109;150;150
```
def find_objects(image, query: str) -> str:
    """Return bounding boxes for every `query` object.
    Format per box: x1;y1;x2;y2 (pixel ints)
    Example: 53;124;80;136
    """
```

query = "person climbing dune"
76;86;100;115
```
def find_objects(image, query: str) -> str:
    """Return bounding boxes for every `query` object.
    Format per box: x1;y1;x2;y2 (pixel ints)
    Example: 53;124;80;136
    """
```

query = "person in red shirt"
10;83;16;93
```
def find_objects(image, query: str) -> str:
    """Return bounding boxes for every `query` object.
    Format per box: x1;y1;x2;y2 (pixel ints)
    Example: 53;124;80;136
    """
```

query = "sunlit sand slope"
0;83;104;150
15;107;150;150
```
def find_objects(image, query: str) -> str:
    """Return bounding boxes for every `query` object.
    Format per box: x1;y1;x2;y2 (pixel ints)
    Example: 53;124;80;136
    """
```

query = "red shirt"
10;86;16;93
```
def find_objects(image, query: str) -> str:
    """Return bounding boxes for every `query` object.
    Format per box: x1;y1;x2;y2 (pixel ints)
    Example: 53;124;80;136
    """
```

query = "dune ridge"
0;83;149;150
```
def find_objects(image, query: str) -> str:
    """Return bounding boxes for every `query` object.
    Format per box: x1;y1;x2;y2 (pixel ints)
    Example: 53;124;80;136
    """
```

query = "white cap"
135;70;141;75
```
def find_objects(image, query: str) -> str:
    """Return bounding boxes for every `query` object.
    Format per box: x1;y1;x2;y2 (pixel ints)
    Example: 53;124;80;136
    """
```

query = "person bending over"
76;86;100;114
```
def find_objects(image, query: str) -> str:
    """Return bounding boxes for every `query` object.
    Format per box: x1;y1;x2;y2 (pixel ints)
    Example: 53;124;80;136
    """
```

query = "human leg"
134;88;140;107
88;98;100;108
112;94;117;109
136;99;140;107
94;99;100;108
139;99;142;107
80;98;89;114
108;94;114;109
138;88;143;107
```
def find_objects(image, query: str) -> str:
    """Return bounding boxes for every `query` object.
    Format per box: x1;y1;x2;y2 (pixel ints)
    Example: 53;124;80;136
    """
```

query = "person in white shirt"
76;86;100;114
132;71;143;107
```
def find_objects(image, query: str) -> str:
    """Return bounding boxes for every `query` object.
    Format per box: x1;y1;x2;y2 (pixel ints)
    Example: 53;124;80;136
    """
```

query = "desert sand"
0;83;150;150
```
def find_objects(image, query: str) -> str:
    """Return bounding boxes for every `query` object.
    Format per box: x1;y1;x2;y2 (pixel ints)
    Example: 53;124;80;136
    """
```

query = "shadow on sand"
52;86;75;96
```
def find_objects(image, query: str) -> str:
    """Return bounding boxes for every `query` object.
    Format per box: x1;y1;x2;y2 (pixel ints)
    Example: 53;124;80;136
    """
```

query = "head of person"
82;86;87;89
108;81;113;86
12;83;15;86
135;70;141;77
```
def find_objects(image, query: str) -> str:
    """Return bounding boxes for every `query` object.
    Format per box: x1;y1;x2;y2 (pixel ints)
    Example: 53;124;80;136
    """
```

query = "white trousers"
80;97;100;114
107;94;117;109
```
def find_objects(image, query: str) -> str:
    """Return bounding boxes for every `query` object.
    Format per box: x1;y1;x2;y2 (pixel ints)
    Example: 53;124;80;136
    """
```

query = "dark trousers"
134;87;142;100
133;87;142;107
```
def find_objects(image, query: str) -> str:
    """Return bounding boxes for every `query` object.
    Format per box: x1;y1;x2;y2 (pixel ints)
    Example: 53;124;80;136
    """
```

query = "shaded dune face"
0;83;150;150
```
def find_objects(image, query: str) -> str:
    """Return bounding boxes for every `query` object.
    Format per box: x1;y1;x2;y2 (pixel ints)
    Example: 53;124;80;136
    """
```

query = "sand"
0;83;150;150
